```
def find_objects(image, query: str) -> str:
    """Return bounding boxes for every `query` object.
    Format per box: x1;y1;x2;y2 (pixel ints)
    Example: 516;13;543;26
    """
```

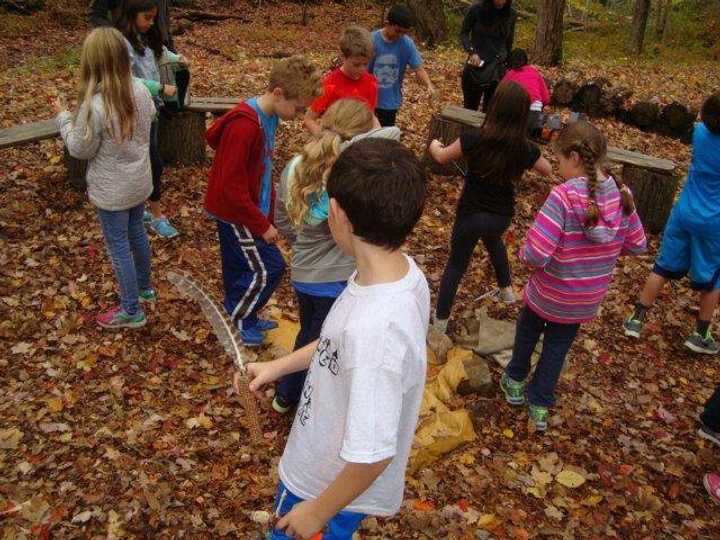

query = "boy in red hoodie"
204;56;321;346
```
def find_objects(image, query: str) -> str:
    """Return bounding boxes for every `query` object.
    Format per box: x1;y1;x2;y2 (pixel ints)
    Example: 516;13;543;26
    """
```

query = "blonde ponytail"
288;99;374;227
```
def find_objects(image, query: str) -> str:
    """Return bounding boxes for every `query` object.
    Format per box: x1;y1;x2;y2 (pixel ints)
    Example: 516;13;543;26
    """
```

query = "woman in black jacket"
460;0;517;112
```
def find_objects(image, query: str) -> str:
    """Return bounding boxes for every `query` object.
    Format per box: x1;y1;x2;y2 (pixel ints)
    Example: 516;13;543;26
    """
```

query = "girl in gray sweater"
272;99;401;413
55;28;156;329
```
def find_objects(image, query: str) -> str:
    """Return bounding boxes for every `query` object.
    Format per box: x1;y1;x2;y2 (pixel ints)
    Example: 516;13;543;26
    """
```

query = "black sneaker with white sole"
684;332;720;355
698;423;720;448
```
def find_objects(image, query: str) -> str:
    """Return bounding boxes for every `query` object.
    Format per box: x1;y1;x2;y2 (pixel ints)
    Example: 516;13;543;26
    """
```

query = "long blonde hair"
75;27;136;142
288;99;374;227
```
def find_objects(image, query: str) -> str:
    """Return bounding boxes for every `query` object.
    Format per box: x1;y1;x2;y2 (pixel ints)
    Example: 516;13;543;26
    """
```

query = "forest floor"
1;1;720;539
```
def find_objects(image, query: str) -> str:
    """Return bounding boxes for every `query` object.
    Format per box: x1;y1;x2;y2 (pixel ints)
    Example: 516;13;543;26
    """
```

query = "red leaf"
413;499;435;512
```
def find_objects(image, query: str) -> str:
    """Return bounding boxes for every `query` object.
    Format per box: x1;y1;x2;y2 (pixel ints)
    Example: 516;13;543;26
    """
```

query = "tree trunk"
656;102;695;142
405;0;447;48
424;115;467;176
628;0;651;54
628;101;659;130
571;79;608;117
622;164;678;234
533;0;566;66
655;0;671;41
158;111;207;165
63;148;88;191
552;78;578;105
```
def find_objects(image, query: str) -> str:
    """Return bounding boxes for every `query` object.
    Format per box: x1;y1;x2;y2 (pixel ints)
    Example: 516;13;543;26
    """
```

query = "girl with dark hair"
459;0;517;112
428;81;552;332
502;48;550;136
90;0;173;51
116;0;185;238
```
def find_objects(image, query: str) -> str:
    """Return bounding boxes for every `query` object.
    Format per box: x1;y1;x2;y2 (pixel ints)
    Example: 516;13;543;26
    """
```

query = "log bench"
426;105;678;234
0;96;240;189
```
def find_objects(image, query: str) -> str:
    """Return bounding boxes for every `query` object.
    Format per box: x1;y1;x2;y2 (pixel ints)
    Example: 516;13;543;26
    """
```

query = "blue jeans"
506;306;580;407
216;220;285;330
276;291;338;405
267;481;366;540
97;203;152;316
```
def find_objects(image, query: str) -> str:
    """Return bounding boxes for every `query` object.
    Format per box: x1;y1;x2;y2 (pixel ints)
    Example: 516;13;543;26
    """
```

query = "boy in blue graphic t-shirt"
369;5;436;127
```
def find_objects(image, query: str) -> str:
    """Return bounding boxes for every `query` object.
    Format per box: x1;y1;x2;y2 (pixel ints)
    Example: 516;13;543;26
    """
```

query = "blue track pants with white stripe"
217;220;286;330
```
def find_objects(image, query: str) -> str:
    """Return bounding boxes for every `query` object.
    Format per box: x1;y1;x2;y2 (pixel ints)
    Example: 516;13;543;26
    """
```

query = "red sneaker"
704;473;720;504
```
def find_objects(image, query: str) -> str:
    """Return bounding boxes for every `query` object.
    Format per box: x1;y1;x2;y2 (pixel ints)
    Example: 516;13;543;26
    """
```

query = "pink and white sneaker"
704;473;720;504
97;305;147;329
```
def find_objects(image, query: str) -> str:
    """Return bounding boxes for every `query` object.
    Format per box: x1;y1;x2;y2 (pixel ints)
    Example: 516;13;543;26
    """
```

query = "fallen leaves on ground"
1;1;719;538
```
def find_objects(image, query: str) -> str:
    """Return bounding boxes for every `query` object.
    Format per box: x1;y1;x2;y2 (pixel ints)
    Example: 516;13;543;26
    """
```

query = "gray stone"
427;327;452;364
457;355;493;396
473;308;516;355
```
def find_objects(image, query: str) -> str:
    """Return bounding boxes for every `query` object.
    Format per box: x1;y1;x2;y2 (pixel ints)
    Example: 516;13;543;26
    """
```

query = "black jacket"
460;1;517;64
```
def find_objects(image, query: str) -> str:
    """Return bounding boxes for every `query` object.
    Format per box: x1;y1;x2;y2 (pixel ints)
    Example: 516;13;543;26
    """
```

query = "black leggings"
436;211;512;320
149;121;164;202
461;68;498;113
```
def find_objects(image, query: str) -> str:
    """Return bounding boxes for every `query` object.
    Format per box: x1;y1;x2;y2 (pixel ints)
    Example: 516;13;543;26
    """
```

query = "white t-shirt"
278;256;430;516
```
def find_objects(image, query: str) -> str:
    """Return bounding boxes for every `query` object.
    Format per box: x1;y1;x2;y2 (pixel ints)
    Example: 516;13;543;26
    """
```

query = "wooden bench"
426;105;678;234
0;96;240;188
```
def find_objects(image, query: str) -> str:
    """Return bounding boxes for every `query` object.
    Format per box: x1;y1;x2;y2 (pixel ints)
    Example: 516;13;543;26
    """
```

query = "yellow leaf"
458;452;476;465
582;494;603;506
503;428;514;439
477;514;496;528
59;432;73;442
556;469;586;488
47;398;64;412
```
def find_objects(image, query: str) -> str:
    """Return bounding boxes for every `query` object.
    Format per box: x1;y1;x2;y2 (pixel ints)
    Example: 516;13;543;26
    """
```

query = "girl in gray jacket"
55;28;156;329
272;98;401;413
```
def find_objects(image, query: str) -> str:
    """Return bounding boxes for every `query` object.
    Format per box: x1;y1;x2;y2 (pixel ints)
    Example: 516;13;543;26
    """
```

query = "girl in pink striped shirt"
501;121;646;431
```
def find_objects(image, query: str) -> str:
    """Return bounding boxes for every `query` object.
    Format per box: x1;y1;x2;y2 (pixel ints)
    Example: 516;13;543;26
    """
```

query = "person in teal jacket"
116;0;182;238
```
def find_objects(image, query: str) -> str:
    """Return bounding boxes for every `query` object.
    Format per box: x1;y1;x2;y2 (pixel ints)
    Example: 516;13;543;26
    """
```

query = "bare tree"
533;0;566;66
405;0;447;48
654;0;671;42
628;0;651;54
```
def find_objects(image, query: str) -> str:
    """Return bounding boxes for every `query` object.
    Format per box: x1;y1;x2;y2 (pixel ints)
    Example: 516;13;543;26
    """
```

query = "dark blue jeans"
97;203;152;316
701;385;720;432
217;221;286;330
276;291;337;405
506;306;580;408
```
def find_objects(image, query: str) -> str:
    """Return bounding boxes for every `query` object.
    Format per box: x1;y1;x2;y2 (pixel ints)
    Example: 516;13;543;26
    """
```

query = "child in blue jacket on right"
624;94;720;354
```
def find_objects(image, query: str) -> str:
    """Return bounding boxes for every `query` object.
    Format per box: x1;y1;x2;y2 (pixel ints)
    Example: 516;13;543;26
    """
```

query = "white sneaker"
496;287;517;304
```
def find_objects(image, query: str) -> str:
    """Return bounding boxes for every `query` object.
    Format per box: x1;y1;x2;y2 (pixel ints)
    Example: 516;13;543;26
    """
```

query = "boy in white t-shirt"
235;138;430;540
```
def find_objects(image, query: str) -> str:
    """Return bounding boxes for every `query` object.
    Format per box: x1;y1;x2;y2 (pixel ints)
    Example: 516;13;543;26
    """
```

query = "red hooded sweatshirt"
203;102;274;237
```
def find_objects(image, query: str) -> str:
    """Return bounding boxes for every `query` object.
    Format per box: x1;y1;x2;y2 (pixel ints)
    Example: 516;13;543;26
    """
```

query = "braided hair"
556;121;635;228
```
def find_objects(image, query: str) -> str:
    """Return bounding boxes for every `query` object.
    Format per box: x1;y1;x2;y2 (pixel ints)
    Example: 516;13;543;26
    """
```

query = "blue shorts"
654;208;720;291
267;481;366;540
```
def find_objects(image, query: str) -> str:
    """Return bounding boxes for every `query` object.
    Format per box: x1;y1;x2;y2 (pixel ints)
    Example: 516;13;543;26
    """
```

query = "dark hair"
701;94;720;135
387;5;414;28
467;81;531;183
509;48;528;70
478;0;514;22
555;121;635;227
327;139;426;250
116;0;163;59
